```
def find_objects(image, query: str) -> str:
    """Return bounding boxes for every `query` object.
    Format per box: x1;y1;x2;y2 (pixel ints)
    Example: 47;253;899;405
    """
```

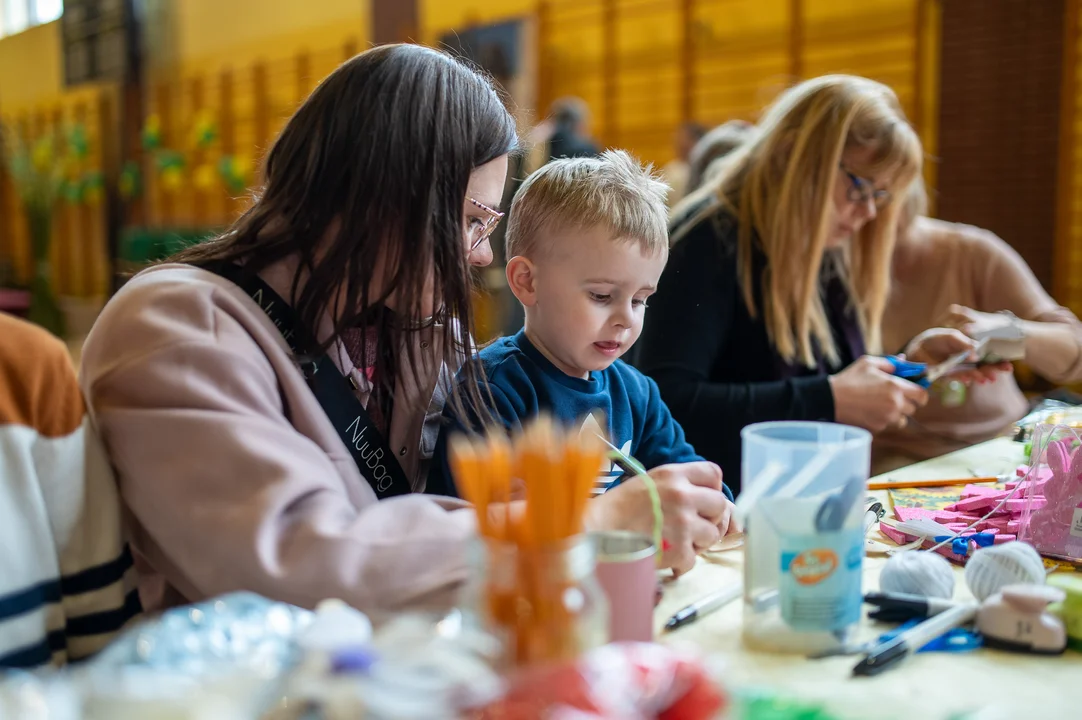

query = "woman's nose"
860;195;878;222
469;240;494;267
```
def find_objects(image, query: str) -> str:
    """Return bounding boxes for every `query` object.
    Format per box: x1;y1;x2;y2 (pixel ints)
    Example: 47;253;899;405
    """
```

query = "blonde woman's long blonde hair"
673;75;922;368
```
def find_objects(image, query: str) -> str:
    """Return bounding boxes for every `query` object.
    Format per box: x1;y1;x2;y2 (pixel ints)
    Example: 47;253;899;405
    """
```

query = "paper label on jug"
1071;504;1082;539
779;528;863;632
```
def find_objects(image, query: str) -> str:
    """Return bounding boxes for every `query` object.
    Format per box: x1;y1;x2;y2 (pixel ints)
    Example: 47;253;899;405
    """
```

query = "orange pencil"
868;476;1000;491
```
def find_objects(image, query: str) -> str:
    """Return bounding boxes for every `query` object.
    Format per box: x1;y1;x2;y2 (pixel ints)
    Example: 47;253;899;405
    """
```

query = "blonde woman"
636;76;1002;493
875;179;1082;469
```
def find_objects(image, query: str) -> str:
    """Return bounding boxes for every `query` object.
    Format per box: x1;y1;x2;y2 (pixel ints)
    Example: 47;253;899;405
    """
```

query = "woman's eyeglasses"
839;165;891;209
467;198;506;253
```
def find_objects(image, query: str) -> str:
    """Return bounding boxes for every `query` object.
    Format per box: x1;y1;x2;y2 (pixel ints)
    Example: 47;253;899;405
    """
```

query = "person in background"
660;121;708;206
546;97;601;161
636;75;1002;493
0;314;139;668
682;120;757;200
875;178;1082;470
434;151;736;574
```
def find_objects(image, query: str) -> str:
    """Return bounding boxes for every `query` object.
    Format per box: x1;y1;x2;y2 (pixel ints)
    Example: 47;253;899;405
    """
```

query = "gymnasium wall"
3;0;1082;319
0;1;369;297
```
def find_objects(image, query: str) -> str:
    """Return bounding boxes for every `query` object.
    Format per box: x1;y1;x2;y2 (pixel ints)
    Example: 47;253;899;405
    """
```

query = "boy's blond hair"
506;149;670;260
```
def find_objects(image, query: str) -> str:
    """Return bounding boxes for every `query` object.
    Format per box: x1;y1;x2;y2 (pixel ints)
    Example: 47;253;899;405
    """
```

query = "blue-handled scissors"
884;356;931;388
884;338;988;389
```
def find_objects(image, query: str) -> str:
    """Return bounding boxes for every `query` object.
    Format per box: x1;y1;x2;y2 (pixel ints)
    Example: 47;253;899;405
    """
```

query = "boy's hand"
716;497;739;539
586;460;729;576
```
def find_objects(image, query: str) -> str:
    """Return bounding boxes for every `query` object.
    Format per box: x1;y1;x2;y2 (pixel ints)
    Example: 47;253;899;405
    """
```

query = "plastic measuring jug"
740;421;871;654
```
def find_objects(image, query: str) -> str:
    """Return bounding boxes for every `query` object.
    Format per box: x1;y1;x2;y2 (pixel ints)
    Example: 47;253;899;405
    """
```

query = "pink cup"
592;531;658;643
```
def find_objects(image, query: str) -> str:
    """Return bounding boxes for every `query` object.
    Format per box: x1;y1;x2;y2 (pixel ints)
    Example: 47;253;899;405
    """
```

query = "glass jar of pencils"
467;534;609;668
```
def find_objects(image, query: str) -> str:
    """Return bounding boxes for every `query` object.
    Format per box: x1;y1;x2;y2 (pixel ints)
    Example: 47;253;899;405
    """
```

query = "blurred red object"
475;642;726;720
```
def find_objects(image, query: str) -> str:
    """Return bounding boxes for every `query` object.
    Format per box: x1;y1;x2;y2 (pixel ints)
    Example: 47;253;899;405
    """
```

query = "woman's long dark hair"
176;44;518;421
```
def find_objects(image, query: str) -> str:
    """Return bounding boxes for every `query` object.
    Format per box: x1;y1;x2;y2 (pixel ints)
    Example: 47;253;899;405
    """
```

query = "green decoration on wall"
190;110;219;150
2;127;66;336
83;171;105;205
142;114;162;151
68;123;90;160
118;161;142;200
61;177;86;204
217;154;252;193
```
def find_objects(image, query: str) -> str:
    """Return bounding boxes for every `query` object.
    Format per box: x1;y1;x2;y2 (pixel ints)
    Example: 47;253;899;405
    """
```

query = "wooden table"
658;437;1080;719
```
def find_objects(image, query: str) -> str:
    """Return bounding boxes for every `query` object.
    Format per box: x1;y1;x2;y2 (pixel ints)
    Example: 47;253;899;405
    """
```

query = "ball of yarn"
965;541;1046;602
879;551;955;599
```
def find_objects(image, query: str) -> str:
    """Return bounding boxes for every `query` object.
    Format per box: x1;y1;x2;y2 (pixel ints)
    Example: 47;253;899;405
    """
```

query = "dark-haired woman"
81;45;708;617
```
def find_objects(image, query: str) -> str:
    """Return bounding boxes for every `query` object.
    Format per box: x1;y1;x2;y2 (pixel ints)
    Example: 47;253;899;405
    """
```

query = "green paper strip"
606;447;663;554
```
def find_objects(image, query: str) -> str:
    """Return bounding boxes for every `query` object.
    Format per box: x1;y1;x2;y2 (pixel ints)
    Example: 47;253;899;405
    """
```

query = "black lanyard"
201;262;412;499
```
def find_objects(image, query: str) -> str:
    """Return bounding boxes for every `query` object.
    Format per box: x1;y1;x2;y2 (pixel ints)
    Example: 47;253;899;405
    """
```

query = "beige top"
877;216;1082;462
80;262;474;617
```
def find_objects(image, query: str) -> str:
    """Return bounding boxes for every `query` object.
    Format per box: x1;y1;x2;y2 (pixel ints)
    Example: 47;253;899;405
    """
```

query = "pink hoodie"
80;262;475;617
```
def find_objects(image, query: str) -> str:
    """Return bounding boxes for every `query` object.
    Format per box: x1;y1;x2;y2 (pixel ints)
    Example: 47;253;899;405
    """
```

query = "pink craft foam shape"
933;511;965;523
879;523;915;546
929;542;968;564
993;534;1017;544
1008;467;1054;489
1006;498;1045;513
894;507;939;523
877;522;972;565
953;495;997;512
977;518;1012;532
1025;437;1082;557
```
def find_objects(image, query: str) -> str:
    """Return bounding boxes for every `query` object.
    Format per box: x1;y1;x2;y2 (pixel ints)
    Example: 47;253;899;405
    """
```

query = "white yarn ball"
965;542;1046;602
879;551;956;599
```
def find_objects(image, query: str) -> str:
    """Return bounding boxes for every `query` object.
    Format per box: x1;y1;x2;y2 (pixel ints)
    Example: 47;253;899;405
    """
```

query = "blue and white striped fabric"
0;422;141;668
0;315;140;668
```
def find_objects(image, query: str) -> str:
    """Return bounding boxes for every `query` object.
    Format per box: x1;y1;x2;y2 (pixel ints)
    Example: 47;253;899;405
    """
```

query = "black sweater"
635;207;866;494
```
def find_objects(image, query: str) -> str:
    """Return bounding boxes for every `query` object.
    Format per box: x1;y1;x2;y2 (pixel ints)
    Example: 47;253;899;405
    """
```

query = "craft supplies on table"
811;615;981;660
863;591;961;622
877;466;1053;563
1019;425;1082;562
964;542;1046;601
593;530;658;642
976;584;1067;654
740;421;871;654
449;417;608;668
851;602;980;676
664;584;743;632
1048;574;1082;652
651;438;1082;719
867;476;1000;491
879;550;956;599
1016;404;1082;459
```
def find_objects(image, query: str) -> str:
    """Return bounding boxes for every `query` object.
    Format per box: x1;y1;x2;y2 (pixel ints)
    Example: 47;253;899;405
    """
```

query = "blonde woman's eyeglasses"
840;165;892;209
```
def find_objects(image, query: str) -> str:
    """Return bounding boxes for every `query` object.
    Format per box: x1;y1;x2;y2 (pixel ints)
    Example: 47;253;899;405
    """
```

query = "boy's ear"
506;256;539;307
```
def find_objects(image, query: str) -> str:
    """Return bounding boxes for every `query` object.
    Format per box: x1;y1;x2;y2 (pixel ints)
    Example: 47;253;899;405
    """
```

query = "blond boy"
433;150;733;502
